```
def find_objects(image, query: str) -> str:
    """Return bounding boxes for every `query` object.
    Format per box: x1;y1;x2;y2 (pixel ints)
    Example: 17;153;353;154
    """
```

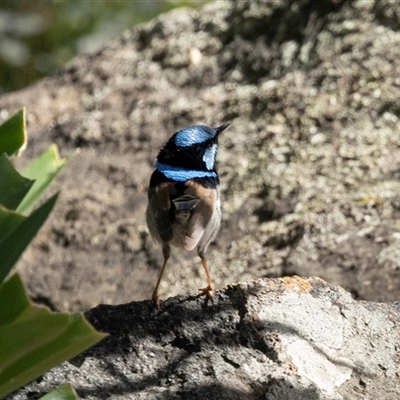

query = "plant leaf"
0;154;34;210
0;108;27;157
0;193;58;284
0;205;26;245
17;145;79;215
39;383;78;400
0;274;107;398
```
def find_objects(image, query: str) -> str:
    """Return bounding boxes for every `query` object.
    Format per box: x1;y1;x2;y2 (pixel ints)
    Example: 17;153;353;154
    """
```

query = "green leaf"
0;193;58;284
0;205;26;245
0;108;27;157
0;154;34;210
39;384;78;400
17;145;79;215
0;274;107;398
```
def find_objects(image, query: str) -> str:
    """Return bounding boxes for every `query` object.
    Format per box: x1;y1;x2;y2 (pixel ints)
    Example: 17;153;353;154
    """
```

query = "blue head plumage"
155;123;229;182
174;125;219;147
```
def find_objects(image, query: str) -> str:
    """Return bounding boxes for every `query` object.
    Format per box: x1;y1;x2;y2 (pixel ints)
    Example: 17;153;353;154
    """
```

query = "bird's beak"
216;122;231;136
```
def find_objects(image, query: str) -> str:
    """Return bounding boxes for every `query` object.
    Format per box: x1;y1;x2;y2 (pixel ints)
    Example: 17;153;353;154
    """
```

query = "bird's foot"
198;285;214;305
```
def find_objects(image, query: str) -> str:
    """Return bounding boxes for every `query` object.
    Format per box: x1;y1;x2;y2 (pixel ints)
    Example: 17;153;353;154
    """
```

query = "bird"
146;122;230;305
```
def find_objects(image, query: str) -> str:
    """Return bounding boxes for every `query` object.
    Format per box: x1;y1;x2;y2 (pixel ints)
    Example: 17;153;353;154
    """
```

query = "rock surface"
3;1;400;396
7;277;400;399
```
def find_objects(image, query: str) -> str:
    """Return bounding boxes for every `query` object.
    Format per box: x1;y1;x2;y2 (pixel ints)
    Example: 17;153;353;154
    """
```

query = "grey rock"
6;277;400;399
2;0;400;396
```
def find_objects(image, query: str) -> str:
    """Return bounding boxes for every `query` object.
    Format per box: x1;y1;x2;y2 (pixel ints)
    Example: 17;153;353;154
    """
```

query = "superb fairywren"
146;123;230;305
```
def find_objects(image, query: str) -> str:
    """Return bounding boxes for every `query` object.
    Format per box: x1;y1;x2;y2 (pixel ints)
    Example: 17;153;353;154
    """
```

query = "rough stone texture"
2;0;400;396
6;277;400;399
0;0;400;311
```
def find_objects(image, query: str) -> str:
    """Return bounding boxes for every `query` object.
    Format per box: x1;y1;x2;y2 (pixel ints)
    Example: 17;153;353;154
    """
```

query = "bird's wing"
148;181;175;243
181;181;218;251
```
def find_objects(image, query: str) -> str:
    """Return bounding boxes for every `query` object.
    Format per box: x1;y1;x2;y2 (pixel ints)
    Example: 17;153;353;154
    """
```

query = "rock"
2;0;400;396
6;277;400;399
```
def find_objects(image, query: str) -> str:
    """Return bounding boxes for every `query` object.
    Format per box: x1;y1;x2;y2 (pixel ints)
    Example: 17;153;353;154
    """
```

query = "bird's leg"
198;253;214;304
151;244;170;306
